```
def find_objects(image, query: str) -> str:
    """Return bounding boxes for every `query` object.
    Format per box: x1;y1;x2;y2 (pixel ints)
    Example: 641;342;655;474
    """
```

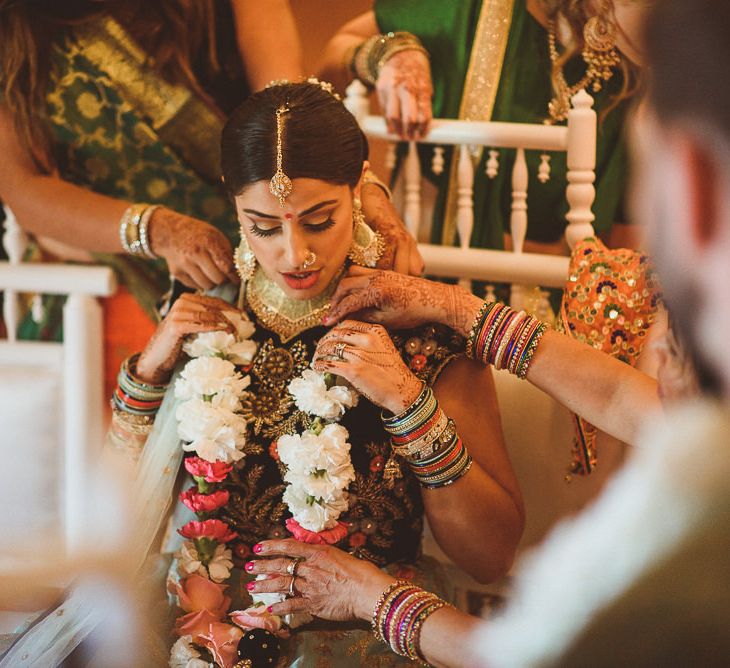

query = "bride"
106;80;522;667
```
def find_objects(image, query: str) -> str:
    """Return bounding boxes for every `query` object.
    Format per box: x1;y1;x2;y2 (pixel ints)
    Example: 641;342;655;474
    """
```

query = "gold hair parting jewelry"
301;250;317;270
347;198;385;267
265;77;342;102
270;105;293;207
547;5;620;122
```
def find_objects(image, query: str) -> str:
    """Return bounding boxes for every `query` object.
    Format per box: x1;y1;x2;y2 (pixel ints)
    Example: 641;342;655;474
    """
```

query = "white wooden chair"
0;207;116;632
347;85;628;603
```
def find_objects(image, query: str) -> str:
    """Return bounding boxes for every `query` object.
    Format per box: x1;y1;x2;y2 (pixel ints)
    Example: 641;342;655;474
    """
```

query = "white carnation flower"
177;400;247;463
175;357;247;401
170;635;213;668
288;369;358;420
282;485;349;532
183;331;236;359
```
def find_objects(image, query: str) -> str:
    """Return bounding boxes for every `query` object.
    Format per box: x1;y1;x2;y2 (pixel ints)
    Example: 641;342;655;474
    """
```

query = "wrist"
355;569;397;621
383;375;424;414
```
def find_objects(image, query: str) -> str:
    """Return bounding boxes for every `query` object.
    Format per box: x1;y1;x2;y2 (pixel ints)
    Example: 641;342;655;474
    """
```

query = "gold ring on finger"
288;574;299;598
286;557;303;577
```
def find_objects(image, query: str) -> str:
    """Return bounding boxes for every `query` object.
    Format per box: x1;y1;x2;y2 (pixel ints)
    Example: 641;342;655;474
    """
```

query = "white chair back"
0;206;116;558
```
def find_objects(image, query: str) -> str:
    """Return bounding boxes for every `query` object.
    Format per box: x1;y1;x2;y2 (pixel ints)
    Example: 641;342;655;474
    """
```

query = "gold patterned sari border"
441;0;515;246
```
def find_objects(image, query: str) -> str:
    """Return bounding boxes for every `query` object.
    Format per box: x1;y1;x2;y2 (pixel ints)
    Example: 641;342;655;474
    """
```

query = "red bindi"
284;213;293;220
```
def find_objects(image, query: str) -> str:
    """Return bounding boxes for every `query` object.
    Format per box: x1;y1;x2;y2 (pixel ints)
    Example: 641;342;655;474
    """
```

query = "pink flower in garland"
285;518;347;545
179;487;230;513
184;456;233;483
179;519;238;543
230;606;284;634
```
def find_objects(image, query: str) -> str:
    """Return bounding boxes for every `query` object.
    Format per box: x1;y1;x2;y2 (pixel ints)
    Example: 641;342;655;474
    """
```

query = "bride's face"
235;178;357;300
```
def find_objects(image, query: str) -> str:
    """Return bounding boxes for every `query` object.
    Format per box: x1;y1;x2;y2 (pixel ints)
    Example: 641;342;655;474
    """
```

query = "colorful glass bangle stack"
371;580;447;664
383;385;472;489
466;301;549;380
112;353;168;417
119;203;159;259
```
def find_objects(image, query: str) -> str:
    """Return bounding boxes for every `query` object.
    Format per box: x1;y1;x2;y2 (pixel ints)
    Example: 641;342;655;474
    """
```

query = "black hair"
220;81;367;197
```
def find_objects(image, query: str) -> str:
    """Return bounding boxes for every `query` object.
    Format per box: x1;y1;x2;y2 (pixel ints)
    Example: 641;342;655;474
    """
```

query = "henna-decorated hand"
148;207;239;290
322;267;483;337
361;182;424;276
313;320;423;414
377;49;433;140
248;539;394;622
136;293;240;384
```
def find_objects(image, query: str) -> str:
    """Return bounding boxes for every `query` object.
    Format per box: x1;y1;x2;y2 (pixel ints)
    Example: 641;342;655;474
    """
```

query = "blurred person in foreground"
248;1;730;665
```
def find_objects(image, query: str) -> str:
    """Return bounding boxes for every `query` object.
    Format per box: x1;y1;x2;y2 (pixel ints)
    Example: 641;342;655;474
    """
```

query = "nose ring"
302;251;317;270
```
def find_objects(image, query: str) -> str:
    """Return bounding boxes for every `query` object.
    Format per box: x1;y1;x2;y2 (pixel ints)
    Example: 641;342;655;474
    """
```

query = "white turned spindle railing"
565;89;597;248
456;145;475;291
2;208;29;343
343;85;597;300
403;142;422;238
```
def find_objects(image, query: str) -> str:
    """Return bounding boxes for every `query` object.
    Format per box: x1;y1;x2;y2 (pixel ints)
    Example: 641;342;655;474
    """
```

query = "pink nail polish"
245;561;255;572
246;582;255;591
253;543;263;554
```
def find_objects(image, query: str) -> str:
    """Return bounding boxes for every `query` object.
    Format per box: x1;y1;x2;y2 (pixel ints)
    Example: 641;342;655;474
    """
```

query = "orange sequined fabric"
558;237;662;474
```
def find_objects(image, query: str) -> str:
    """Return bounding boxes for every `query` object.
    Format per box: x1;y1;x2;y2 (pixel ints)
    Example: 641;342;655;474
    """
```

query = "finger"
181;293;238;311
255;538;321;558
312;357;350;377
416;92;433;139
324;293;377;325
267;597;312;618
208;241;240;285
246;557;299;576
384;85;403;139
392;242;411;276
173;270;198;289
180;263;215;291
408;241;425;276
400;88;419;141
195;253;228;287
327;274;373;310
248;574;291;595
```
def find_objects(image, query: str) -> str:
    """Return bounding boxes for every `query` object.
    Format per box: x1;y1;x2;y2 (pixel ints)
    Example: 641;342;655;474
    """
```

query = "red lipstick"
281;269;321;290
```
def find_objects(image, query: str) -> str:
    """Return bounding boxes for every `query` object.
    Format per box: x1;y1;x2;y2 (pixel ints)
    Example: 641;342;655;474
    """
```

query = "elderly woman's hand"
247;539;395;622
148;206;240;290
377;49;433;140
313;320;423;414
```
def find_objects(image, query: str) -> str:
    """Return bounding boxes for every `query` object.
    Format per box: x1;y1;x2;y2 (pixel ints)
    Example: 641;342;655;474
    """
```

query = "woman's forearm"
526;330;660;445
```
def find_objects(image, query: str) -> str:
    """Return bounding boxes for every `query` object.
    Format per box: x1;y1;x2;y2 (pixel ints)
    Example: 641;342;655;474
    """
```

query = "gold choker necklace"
245;266;343;342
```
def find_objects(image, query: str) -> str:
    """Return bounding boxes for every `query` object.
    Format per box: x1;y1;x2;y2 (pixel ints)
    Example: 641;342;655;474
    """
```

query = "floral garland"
168;314;359;668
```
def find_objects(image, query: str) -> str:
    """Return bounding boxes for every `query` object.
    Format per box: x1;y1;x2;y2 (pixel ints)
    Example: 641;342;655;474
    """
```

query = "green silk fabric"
376;0;631;249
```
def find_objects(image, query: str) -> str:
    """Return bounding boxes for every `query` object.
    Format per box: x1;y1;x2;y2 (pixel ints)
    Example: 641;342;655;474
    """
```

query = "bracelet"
466;300;550;379
112;353;168;416
138;204;160;259
372;581;448;663
119;203;153;257
352;31;428;86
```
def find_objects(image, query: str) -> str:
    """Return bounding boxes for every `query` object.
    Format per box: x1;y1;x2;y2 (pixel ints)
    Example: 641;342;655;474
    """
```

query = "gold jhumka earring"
234;234;256;282
270;105;292;207
547;1;621;122
347;198;385;267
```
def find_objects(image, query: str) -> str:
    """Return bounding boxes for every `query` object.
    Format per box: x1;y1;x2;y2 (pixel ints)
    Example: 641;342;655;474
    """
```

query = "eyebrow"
242;199;338;221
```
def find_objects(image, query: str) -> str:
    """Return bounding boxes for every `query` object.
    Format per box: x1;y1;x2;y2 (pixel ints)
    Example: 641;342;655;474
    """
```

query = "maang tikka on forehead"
270;105;293;207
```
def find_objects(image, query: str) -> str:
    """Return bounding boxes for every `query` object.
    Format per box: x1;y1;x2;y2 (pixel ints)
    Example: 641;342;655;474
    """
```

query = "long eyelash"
306;217;336;233
249;223;279;238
